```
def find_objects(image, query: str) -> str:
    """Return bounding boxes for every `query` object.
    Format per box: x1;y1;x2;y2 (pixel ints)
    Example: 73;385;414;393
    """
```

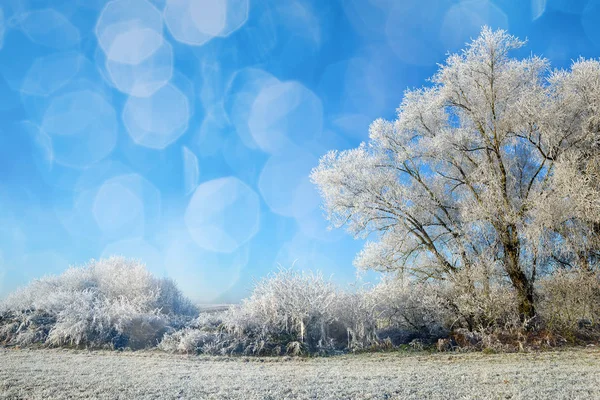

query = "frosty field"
1;348;599;399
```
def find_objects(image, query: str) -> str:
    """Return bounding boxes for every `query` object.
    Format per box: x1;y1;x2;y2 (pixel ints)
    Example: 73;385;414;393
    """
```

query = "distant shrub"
370;277;451;345
159;328;223;354
332;288;379;350
538;269;600;341
222;268;339;353
158;311;228;354
0;257;197;349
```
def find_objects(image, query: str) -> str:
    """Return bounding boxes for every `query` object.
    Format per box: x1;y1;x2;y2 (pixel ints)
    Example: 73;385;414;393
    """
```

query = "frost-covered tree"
311;28;600;321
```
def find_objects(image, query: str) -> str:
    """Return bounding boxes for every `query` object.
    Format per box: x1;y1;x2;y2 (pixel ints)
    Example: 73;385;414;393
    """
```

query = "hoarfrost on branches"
311;27;600;321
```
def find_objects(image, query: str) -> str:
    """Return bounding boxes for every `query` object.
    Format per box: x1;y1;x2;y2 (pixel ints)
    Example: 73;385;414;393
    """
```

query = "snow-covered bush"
159;328;223;354
370;277;451;345
189;310;226;330
223;268;339;354
332;288;379;350
159;311;229;354
538;270;600;341
444;264;521;332
0;257;197;349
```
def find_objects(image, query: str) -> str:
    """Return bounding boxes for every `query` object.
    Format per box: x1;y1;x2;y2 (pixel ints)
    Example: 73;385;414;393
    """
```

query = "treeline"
1;258;598;355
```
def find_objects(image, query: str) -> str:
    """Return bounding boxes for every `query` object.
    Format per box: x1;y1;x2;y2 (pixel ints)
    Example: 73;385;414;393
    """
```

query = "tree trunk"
502;225;536;324
509;269;536;323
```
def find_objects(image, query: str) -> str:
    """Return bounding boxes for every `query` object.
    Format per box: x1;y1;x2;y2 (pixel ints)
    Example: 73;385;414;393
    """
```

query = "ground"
1;347;599;399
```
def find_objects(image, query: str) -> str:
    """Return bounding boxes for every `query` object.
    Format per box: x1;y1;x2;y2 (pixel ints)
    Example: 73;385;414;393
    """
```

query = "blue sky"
0;0;598;303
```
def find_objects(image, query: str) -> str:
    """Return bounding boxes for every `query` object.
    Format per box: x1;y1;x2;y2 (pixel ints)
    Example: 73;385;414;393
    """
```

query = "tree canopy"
311;28;600;321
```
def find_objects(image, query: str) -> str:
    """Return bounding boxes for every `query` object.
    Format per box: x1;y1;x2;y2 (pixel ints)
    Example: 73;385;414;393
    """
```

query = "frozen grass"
1;348;599;399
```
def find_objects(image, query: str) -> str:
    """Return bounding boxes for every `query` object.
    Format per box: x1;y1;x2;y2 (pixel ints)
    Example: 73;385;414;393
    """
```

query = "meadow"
1;347;599;399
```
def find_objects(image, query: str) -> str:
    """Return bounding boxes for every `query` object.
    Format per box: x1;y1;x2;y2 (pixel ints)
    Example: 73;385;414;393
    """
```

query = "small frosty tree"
311;28;600;322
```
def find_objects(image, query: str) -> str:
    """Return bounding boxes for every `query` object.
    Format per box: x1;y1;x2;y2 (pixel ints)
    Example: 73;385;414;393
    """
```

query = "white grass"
1;348;598;399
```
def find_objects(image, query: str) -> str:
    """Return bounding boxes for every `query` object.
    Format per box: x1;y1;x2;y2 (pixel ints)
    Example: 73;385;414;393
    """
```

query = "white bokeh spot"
225;68;279;149
441;0;509;51
163;232;249;303
164;0;249;46
248;80;323;154
182;146;200;195
385;0;452;66
108;26;164;65
19;9;80;49
93;181;145;236
41;90;118;168
122;82;190;149
21;52;83;97
582;1;600;50
258;147;319;218
105;39;173;97
0;8;5;51
96;0;164;64
185;177;260;253
531;0;547;20
92;173;161;239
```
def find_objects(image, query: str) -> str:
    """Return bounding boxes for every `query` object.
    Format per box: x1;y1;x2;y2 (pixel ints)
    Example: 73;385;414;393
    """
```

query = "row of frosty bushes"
1;257;599;354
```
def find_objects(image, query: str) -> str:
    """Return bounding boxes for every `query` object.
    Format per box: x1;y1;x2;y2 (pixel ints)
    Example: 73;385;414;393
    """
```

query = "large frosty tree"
311;28;600;321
